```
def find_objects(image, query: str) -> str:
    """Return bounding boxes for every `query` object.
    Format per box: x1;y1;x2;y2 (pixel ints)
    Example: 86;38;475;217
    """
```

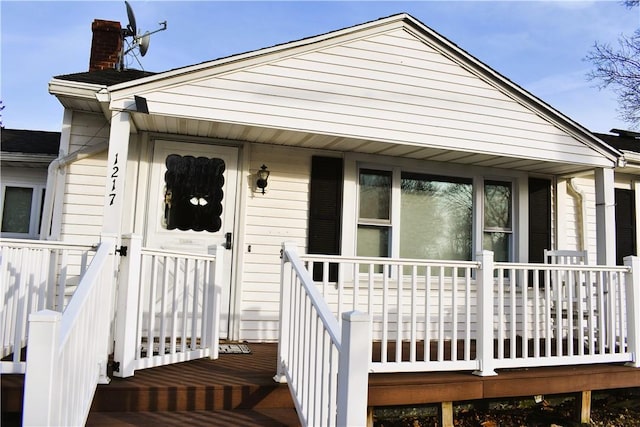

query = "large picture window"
400;173;472;261
356;167;513;262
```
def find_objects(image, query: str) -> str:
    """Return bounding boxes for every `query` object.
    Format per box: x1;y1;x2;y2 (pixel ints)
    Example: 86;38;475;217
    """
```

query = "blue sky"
1;1;638;133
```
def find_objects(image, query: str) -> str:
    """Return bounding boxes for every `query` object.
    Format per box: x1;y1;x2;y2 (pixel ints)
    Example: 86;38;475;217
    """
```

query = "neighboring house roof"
594;129;640;174
594;129;640;154
1;128;60;155
49;13;622;173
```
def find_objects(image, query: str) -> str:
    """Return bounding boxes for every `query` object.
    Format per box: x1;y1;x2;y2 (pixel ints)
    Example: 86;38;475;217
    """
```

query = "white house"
2;13;639;426
44;13;629;339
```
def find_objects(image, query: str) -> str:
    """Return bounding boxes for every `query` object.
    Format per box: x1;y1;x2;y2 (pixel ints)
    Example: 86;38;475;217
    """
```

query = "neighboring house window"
0;184;46;238
356;167;513;262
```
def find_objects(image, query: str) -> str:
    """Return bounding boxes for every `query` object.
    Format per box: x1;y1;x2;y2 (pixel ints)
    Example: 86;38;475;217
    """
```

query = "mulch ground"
374;387;640;427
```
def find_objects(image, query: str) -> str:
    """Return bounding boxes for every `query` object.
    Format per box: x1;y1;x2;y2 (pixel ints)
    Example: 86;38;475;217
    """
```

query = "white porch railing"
277;242;370;427
1;238;97;374
112;234;224;377
279;245;640;400
21;236;116;426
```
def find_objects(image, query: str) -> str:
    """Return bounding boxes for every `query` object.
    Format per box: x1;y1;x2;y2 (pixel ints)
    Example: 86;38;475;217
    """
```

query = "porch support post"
274;241;296;383
595;167;616;265
101;110;131;237
22;310;62;426
337;310;370;427
473;250;497;376
624;255;640;368
113;233;142;378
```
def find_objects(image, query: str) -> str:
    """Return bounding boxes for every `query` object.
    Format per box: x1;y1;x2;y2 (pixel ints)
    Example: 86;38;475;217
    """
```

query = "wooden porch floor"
3;343;640;426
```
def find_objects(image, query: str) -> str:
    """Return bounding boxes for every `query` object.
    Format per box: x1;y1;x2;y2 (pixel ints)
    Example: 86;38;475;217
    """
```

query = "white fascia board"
48;78;105;99
620;151;640;170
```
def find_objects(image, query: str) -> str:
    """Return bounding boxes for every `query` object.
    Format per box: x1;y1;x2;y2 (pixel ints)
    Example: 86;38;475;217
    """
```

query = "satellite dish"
139;32;150;56
124;1;137;37
119;1;167;69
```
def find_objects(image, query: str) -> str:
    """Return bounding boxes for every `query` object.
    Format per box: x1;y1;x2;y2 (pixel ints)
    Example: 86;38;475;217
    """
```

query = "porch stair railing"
112;234;224;377
276;242;370;427
21;235;117;426
278;245;640;424
1;238;98;374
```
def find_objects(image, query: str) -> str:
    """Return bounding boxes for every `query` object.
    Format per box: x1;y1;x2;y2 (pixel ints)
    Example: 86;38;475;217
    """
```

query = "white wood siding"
59;112;108;245
240;143;315;341
124;28;610;167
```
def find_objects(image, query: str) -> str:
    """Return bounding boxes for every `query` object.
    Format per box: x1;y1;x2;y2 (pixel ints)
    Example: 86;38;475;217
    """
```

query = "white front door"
146;140;239;339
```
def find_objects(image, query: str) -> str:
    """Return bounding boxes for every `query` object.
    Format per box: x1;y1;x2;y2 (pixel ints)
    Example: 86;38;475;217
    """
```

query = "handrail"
22;237;116;426
285;249;342;346
277;242;369;427
0;238;96;250
1;238;97;374
280;249;639;381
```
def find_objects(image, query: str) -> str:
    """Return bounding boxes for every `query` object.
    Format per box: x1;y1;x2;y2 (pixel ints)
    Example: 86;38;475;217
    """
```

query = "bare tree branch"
586;3;640;128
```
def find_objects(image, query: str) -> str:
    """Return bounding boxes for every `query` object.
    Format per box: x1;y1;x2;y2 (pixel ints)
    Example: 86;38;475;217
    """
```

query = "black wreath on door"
163;154;225;232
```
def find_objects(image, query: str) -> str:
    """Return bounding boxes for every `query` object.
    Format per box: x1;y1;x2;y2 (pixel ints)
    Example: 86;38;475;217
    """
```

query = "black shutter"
615;188;636;265
529;178;551;264
308;156;343;281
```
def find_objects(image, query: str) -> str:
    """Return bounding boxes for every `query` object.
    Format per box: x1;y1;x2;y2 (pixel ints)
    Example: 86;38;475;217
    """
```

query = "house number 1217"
109;153;119;206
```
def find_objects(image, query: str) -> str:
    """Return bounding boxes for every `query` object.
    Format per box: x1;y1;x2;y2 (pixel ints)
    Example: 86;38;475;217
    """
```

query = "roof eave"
49;78;106;99
0;152;57;163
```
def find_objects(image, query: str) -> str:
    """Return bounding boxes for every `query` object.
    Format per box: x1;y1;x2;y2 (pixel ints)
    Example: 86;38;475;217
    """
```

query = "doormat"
218;343;252;354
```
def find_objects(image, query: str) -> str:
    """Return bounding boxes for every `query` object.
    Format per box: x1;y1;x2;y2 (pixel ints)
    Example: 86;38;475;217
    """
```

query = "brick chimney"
89;19;122;71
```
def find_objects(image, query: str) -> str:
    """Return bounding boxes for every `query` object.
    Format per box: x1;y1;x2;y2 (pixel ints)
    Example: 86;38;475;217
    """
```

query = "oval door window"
163;154;225;232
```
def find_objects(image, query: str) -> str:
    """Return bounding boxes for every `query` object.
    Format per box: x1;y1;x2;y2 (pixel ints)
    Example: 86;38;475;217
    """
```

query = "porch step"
1;344;299;426
86;409;300;426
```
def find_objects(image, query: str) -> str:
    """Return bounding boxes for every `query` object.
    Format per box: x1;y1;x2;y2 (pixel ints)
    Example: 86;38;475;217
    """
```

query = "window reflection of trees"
401;175;473;261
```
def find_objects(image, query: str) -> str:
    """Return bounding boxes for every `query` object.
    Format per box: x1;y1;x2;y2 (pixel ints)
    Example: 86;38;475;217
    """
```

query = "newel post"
337;310;371;427
274;241;296;383
23;310;62;426
473;251;497;376
624;255;640;368
112;233;142;378
207;244;224;360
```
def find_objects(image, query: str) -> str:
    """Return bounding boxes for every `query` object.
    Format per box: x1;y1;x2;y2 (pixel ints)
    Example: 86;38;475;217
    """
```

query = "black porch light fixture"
256;164;270;194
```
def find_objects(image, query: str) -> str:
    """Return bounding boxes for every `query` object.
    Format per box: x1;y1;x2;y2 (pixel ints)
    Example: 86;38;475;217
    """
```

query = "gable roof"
50;13;621;173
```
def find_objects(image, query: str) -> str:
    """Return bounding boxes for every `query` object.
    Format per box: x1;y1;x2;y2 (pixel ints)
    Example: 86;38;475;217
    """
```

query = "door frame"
142;137;243;340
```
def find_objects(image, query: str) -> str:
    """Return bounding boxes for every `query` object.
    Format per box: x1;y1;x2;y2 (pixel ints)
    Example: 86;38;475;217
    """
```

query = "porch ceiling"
132;113;600;176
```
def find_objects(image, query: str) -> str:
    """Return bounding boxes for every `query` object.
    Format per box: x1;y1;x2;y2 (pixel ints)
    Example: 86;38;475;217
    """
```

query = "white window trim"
343;153;528;263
